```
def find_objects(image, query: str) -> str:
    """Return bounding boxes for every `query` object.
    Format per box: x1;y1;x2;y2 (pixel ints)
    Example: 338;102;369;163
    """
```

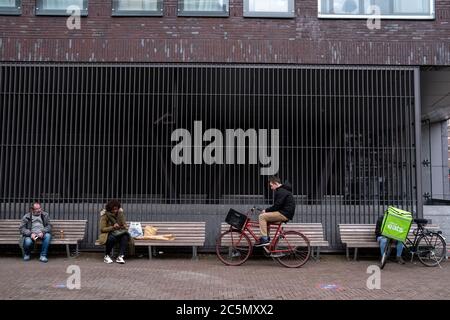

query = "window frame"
0;0;21;15
111;0;163;16
177;0;229;17
243;0;295;18
317;0;435;20
35;0;88;16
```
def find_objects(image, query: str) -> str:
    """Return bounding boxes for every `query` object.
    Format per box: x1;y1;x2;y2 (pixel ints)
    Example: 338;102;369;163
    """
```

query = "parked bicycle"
216;207;311;268
380;218;446;269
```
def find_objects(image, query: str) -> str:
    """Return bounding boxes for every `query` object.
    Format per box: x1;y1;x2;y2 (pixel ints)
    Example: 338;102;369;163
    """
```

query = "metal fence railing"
0;64;420;249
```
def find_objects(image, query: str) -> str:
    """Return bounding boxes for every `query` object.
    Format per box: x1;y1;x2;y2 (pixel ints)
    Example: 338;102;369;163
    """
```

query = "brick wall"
0;0;450;63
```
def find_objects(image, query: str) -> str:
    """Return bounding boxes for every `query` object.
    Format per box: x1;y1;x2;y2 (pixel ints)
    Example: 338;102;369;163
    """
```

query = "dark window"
112;0;163;16
36;0;88;16
178;0;229;17
0;0;21;15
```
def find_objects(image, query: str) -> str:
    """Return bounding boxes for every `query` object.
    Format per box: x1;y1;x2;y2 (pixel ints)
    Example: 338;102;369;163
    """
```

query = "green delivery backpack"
380;206;413;242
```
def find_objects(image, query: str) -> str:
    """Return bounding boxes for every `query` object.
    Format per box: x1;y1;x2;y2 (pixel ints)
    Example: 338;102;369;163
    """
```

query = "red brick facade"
0;0;450;64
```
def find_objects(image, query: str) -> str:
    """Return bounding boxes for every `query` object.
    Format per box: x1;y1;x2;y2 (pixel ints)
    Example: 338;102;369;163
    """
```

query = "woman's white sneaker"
104;255;113;264
116;255;125;264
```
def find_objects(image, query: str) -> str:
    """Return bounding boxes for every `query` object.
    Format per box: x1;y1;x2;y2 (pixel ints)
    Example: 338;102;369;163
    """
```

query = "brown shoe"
396;257;405;265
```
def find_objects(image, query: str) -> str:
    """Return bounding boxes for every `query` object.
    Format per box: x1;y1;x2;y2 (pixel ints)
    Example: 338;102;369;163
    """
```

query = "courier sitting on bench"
375;215;405;265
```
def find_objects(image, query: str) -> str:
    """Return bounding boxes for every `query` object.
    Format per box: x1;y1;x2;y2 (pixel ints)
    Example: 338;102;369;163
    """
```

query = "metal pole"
414;68;423;218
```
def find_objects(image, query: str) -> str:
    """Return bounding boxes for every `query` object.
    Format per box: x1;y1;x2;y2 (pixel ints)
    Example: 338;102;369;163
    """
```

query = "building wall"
421;120;450;200
424;205;450;245
0;0;450;64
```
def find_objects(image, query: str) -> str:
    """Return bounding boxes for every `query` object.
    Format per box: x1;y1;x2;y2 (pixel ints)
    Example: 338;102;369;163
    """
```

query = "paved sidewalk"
0;253;449;300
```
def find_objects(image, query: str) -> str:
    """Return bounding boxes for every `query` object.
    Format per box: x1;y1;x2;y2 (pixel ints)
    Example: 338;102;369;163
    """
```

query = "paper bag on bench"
135;225;176;241
144;225;158;236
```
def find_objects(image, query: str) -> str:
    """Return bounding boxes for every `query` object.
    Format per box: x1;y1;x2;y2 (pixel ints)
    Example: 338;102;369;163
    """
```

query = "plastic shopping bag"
128;221;143;238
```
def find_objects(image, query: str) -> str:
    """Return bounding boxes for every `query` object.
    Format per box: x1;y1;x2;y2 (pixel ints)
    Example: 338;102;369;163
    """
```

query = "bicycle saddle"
413;218;428;225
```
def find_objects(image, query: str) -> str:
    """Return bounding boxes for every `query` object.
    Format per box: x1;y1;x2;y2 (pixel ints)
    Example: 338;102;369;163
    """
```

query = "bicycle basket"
225;209;248;230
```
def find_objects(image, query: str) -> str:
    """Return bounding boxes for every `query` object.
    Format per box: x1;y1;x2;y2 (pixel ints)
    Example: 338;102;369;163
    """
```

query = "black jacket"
375;216;384;240
265;183;296;220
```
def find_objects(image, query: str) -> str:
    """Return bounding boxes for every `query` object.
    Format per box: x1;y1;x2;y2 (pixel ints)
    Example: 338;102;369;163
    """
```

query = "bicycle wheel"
416;233;446;267
216;229;252;266
273;231;311;268
380;238;392;270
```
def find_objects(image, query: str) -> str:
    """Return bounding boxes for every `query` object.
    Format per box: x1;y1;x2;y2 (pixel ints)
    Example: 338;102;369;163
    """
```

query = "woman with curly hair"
97;199;133;264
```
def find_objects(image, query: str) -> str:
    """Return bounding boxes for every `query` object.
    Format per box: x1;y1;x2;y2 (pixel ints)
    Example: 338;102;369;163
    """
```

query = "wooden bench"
339;223;440;260
95;221;206;260
0;219;87;258
220;222;329;260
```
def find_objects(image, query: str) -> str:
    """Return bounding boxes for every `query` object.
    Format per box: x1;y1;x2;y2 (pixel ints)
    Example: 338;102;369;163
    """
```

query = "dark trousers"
105;233;129;256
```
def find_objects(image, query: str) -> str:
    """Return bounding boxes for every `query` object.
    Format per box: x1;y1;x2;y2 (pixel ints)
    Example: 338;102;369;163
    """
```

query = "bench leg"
75;244;79;257
316;247;321;261
192;246;198;260
66;244;70;258
346;247;349;261
353;248;358;261
148;246;152;260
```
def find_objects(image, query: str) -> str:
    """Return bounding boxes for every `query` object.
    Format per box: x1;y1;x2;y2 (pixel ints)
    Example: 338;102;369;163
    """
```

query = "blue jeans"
377;236;403;257
23;233;52;257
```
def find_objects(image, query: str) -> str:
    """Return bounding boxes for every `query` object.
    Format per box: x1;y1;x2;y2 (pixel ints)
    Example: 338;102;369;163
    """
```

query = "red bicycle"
216;207;311;268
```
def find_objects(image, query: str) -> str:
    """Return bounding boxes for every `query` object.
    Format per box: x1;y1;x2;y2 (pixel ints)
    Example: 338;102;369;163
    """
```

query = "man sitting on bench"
375;215;405;265
19;202;52;263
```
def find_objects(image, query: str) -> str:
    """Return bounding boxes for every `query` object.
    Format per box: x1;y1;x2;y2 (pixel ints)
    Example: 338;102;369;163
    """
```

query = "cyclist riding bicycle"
375;215;405;265
255;176;295;247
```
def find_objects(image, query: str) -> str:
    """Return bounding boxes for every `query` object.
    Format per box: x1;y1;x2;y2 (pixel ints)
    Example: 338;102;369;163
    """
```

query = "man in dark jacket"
19;202;52;262
375;215;405;264
255;176;295;247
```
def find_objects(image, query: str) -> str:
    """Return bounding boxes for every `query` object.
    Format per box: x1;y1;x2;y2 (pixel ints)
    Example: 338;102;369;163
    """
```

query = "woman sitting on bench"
97;199;133;264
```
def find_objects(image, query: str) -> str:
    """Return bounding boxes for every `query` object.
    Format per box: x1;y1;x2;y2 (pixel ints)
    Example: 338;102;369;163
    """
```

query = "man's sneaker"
104;255;113;264
396;256;406;265
23;255;30;261
39;256;48;263
255;237;270;247
116;255;125;264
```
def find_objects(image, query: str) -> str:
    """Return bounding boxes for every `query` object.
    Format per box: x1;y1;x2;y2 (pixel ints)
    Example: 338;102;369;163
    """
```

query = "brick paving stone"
0;253;449;300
